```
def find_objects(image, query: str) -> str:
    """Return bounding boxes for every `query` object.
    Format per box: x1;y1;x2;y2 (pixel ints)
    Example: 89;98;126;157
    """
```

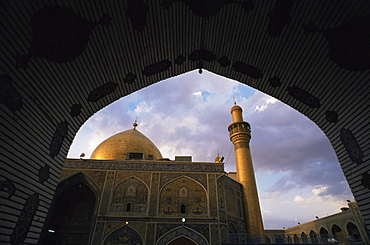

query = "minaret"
228;103;264;238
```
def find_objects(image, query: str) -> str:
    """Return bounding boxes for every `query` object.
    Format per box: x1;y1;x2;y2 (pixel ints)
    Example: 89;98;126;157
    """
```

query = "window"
180;204;186;213
126;203;131;212
148;155;153;160
126;152;144;160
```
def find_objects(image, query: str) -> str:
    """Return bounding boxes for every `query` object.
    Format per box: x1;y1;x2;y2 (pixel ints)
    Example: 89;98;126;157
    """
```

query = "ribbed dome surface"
90;129;162;160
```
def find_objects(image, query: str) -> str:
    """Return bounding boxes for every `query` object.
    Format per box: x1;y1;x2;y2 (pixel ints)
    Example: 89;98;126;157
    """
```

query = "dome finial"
132;118;138;129
233;97;237;105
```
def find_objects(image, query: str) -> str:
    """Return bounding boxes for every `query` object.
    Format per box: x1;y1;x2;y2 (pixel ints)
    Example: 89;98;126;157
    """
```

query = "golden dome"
90;129;163;160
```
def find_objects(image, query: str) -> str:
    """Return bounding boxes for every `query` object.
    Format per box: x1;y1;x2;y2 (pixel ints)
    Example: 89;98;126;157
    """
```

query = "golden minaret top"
132;119;138;129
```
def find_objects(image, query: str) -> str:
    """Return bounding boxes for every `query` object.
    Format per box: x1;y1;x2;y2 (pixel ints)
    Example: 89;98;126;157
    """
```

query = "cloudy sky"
68;70;354;229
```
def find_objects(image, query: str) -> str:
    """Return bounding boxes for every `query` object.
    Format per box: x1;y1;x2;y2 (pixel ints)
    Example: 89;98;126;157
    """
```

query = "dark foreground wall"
1;1;369;243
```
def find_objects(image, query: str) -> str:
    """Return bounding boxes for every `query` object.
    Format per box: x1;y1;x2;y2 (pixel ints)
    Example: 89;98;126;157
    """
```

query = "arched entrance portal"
347;222;361;241
41;181;96;244
168;236;197;245
1;1;369;243
157;227;208;245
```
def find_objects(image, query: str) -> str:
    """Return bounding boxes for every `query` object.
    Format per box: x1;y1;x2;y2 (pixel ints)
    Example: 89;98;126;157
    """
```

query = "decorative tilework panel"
92;222;105;245
99;171;115;216
103;225;143;244
149;173;159;216
161;173;207;190
10;192;39;244
159;177;207;217
146;223;156;245
208;174;218;217
64;160;224;172
109;177;148;216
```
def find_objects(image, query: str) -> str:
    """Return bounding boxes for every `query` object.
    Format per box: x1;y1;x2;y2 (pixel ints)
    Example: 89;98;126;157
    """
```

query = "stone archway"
168;236;197;245
347;222;361;241
103;225;143;245
1;1;369;243
40;180;97;245
157;227;208;245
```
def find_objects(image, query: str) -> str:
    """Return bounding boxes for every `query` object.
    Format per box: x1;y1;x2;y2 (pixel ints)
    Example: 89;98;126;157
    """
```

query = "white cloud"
312;185;329;196
294;195;305;203
255;97;278;112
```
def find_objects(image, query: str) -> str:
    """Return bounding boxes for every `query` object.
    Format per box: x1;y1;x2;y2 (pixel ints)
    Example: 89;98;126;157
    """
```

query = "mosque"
39;104;264;244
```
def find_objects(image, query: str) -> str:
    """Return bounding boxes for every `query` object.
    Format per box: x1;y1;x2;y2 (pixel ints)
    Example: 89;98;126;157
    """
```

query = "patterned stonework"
115;171;151;187
109;177;148;216
208;174;218;217
211;224;220;244
84;170;107;191
64;160;224;172
146;223;156;245
159;177;208;217
10;192;39;244
226;187;236;214
99;171;115;215
157;226;208;245
161;173;207;190
59;169;79;182
149;173;160;216
92;222;105;245
103;225;143;244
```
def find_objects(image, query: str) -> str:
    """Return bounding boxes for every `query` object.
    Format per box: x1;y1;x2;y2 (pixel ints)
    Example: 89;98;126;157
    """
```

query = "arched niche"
275;235;285;244
157;226;208;245
228;223;238;243
39;176;97;245
110;176;149;216
293;234;300;244
168;236;197;245
332;224;343;235
301;232;308;244
309;230;318;244
287;235;292;244
346;222;361;241
319;227;329;243
159;176;207;217
103;225;143;245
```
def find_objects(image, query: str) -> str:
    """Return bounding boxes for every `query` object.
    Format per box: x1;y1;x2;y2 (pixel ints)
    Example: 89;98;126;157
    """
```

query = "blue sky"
68;70;353;229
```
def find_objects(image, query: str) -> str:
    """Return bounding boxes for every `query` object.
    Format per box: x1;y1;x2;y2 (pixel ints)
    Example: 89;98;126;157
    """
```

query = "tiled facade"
40;159;247;244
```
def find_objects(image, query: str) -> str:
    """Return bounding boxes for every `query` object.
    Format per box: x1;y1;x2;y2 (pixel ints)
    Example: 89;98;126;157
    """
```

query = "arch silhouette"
103;225;143;245
275;235;285;244
301;232;308;244
309;230;318;244
228;223;238;243
40;179;97;244
319;227;329;243
114;176;150;190
1;1;369;242
346;222;361;241
168;236;197;245
293;234;300;244
160;175;207;193
157;226;208;245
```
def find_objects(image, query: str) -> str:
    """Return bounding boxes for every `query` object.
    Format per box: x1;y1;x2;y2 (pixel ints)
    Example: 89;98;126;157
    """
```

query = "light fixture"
48;229;55;233
182;218;186;223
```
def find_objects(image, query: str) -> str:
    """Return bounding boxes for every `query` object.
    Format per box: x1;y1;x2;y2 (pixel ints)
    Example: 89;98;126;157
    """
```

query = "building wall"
282;202;370;244
41;159;246;245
